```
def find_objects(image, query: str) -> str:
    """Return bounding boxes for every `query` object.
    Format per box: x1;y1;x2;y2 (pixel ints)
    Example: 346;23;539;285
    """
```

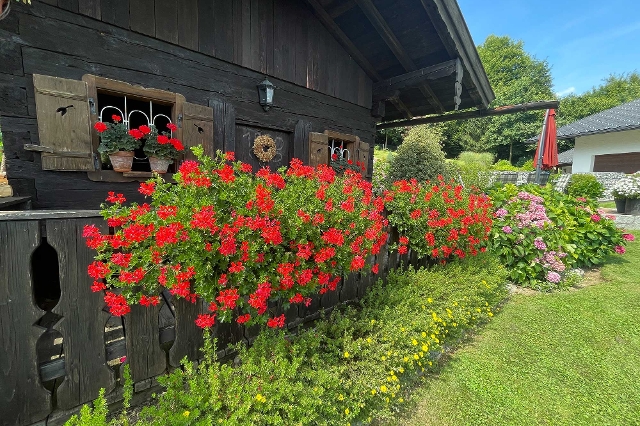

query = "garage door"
593;152;640;173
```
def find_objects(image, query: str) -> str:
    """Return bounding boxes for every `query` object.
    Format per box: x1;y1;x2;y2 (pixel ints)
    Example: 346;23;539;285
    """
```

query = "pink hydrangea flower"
534;237;547;251
623;233;635;241
502;225;512;234
495;208;508;218
615;245;626;254
591;214;601;222
546;271;561;283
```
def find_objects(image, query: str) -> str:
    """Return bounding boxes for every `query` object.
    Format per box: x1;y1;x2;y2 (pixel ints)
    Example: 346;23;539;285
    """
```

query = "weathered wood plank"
240;0;252;68
293;120;311;163
210;98;237;154
155;0;178;44
273;0;295;82
123;303;166;383
177;0;198;50
197;0;215;56
213;0;234;62
129;0;155;37
77;0;101;20
258;0;274;75
100;0;129;28
169;298;204;367
182;101;215;160
0;221;51;425
48;218;115;409
58;0;79;13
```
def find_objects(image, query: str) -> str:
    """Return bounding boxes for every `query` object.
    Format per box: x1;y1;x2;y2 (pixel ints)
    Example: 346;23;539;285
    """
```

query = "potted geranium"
142;123;184;173
95;115;142;172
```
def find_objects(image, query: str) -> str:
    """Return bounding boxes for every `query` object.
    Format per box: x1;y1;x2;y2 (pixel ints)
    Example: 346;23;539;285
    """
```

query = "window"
308;130;371;177
29;74;215;181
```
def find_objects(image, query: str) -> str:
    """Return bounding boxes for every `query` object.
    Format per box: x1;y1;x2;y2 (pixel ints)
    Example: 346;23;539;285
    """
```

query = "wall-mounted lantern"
257;78;274;111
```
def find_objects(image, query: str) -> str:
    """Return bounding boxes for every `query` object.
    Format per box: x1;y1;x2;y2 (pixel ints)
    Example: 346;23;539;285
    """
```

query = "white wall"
572;129;640;172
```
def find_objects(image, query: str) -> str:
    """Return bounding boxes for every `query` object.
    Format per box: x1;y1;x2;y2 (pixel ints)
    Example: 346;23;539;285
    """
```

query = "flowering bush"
84;147;387;328
612;173;640;199
384;177;493;261
94;115;141;154
489;184;629;289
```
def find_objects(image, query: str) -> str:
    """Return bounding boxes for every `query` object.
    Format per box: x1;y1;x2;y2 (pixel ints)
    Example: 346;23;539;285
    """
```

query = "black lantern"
257;77;274;111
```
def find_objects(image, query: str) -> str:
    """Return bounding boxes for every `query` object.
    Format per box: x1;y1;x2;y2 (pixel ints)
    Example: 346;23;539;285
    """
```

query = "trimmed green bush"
388;125;446;182
566;174;604;199
457;151;494;167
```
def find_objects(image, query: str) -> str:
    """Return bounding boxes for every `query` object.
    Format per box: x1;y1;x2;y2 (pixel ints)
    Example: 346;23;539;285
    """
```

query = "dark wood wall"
0;1;376;209
40;0;372;108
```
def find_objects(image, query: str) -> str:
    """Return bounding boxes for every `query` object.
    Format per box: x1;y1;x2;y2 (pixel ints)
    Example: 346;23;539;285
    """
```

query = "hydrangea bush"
84;147;388;328
489;184;631;289
384;177;493;261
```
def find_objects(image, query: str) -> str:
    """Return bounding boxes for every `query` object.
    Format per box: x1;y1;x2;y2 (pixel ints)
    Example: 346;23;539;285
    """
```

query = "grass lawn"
397;234;640;426
599;200;616;209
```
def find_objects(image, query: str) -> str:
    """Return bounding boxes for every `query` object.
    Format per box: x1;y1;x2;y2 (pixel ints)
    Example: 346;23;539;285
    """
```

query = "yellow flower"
381;356;386;361
422;344;428;352
344;351;350;358
411;339;418;346
345;408;350;415
398;367;405;373
399;398;404;403
366;337;372;344
338;394;345;401
370;319;376;325
421;331;427;338
427;298;433;303
371;389;377;395
183;411;190;417
413;354;419;360
488;312;494;317
380;385;388;393
255;394;266;403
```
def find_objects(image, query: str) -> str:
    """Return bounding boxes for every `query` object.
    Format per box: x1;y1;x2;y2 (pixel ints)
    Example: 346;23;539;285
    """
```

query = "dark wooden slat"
177;0;198;50
232;0;244;64
169;298;204;367
0;221;51;425
377;100;560;129
197;0;215;55
155;0;179;44
273;0;295;82
249;0;260;71
48;218;115;410
123;304;166;383
294;1;309;87
100;0;129;28
78;0;101;20
293;120;311;162
240;0;252;68
354;0;443;113
209;98;237;154
214;0;234;62
328;0;355;18
129;0;155;37
58;0;79;13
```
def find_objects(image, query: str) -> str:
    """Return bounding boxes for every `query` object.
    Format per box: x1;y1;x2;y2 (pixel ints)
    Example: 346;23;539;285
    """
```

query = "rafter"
377;100;560;129
305;0;413;119
373;59;459;101
354;0;445;114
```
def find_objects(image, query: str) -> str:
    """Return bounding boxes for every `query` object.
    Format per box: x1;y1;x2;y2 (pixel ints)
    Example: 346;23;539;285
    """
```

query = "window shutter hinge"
93;153;100;170
88;97;96;114
177;113;183;128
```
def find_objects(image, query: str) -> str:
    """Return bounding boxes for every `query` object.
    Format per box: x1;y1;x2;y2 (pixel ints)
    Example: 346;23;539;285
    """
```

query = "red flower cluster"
385;178;492;260
85;150;388;329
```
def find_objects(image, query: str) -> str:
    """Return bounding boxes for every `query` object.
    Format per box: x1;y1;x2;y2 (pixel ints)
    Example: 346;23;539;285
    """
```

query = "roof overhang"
305;0;494;121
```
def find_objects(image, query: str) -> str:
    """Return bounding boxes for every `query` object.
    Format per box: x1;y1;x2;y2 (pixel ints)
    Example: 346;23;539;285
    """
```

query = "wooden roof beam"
354;0;445;114
328;0;357;18
419;0;495;108
305;0;413;119
373;59;459;101
377;100;559;129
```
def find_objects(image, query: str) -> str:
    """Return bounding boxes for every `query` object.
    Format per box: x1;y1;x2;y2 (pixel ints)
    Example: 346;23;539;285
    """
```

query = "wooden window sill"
87;170;174;182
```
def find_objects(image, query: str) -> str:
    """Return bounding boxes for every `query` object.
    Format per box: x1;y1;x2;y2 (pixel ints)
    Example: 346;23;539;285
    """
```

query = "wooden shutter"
356;138;371;178
33;74;95;171
309;132;329;167
181;102;215;161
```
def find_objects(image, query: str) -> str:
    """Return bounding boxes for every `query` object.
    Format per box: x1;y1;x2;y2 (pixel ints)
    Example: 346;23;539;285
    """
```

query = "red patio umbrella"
533;109;558;170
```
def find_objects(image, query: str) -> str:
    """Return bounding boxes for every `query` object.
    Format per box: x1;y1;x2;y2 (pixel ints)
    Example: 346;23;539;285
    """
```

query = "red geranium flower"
94;122;108;133
195;314;216;329
167;122;178;132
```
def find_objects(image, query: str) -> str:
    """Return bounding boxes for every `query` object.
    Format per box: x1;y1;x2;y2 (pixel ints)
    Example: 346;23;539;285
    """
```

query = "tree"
441;35;555;163
374;127;404;149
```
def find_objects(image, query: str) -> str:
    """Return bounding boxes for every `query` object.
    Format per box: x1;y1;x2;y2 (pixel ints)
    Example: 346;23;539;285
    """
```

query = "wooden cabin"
0;1;495;425
0;0;493;210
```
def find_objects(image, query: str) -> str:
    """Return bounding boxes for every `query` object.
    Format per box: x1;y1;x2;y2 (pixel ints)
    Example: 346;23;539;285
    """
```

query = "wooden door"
235;125;291;171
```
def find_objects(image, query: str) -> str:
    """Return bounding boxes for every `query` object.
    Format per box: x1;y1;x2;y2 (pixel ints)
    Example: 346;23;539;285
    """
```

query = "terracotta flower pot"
149;156;172;174
109;151;135;172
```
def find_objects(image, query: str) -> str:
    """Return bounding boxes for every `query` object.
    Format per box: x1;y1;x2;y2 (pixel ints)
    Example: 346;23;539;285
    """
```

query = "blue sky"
458;0;640;96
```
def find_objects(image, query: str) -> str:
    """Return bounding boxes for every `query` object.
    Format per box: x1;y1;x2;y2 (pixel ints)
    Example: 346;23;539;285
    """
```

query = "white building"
555;99;640;173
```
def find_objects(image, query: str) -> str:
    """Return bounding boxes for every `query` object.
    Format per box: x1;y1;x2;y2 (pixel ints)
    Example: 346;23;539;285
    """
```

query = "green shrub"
372;156;391;194
566;174;604;199
457;151;494;167
491;159;519;171
388;125;446;182
446;160;492;190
